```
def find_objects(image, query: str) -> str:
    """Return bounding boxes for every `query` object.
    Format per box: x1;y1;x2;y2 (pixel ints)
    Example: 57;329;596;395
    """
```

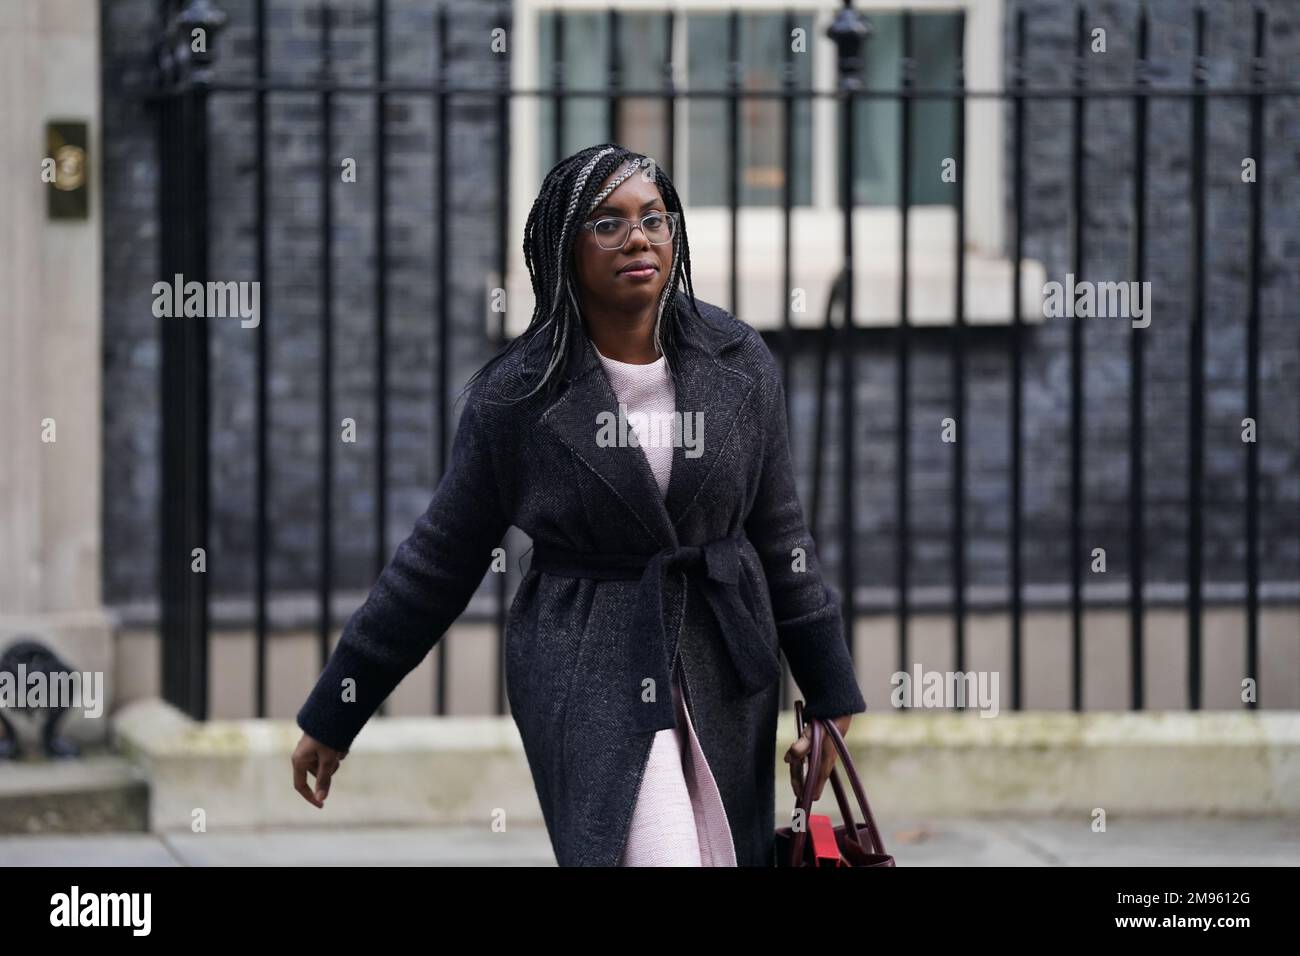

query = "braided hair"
462;143;706;408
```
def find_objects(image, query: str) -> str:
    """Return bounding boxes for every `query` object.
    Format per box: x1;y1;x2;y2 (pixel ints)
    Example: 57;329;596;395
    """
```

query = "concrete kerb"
111;699;535;831
806;710;1300;820
111;699;1300;832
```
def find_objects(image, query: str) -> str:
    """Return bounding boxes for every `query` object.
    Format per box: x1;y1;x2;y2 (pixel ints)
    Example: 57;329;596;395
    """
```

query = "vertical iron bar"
553;11;565;164
837;38;858;679
184;51;213;721
374;0;389;578
897;11;913;679
826;1;870;685
158;71;174;715
778;6;794;709
494;1;512;715
1069;4;1086;712
254;0;270;718
777;7;797;715
434;3;451;713
781;7;795;414
158;38;191;716
318;1;334;678
374;0;390;714
174;27;192;717
1188;4;1207;710
810;271;836;540
1128;4;1148;711
1010;5;1026;711
156;0;217;721
662;11;676;178
607;8;620;142
727;9;740;315
1245;5;1265;708
951;12;967;687
195;88;213;719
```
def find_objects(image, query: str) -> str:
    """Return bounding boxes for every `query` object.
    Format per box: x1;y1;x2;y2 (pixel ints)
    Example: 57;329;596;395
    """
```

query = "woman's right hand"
292;733;347;808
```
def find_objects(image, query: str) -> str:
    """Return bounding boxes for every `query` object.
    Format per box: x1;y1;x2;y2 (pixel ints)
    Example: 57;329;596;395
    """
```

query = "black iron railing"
147;0;1294;722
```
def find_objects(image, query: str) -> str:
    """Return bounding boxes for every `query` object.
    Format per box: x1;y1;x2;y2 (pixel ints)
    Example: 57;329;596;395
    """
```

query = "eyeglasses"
580;211;679;250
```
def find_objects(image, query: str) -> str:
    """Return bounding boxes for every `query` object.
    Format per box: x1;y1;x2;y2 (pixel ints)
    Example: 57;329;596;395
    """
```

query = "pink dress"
595;346;739;868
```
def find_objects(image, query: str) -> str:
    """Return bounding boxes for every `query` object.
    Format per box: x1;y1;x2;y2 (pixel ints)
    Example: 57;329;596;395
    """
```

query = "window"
852;12;961;207
507;1;1044;334
682;13;816;207
533;10;818;207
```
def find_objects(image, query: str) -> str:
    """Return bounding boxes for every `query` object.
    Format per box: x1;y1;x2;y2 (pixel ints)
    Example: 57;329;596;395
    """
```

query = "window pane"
849;12;960;207
537;13;671;182
612;13;672;168
686;13;814;207
537;13;609;176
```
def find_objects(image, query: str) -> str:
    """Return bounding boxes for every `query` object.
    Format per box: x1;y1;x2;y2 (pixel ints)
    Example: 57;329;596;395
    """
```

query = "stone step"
0;749;149;834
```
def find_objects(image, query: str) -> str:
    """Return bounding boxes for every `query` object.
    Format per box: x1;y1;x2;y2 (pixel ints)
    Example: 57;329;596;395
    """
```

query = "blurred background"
1;0;1298;865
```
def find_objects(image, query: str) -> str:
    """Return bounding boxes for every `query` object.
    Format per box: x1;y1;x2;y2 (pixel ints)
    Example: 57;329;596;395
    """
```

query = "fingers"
786;723;840;802
291;738;344;809
785;724;814;800
313;752;340;804
293;755;323;808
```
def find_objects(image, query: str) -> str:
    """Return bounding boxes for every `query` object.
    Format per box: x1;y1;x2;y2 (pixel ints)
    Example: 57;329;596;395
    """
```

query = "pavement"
2;816;1298;866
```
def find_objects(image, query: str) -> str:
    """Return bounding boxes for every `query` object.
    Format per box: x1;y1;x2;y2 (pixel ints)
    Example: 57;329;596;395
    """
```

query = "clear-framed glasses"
580;211;679;250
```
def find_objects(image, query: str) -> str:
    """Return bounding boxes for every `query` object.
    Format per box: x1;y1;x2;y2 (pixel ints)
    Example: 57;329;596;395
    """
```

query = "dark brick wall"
103;0;163;608
101;0;1299;615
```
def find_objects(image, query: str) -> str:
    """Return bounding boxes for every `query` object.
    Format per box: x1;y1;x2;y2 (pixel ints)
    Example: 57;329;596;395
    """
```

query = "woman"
290;143;867;866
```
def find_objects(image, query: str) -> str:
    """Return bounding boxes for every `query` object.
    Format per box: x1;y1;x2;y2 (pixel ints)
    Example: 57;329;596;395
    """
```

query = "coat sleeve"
295;386;513;753
742;340;867;721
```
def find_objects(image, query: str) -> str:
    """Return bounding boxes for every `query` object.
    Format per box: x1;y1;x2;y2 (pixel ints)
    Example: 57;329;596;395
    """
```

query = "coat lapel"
660;320;754;530
540;306;752;551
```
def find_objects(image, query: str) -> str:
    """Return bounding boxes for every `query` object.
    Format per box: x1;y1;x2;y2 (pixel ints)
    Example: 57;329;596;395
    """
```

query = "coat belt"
529;533;784;735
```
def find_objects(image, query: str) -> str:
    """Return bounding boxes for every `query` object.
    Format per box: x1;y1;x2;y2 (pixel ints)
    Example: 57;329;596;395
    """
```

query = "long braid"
463;143;705;408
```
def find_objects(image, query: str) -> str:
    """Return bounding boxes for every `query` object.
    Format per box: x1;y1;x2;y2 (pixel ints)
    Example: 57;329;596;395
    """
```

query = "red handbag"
775;700;896;867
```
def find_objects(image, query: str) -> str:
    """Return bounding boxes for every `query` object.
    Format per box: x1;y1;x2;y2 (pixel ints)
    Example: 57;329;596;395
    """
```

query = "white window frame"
505;0;1044;335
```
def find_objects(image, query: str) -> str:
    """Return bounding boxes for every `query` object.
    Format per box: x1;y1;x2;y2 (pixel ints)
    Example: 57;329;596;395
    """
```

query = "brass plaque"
46;121;89;220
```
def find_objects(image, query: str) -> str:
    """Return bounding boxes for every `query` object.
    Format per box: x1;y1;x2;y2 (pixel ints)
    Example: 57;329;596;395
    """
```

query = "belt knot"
529;532;780;734
659;536;740;585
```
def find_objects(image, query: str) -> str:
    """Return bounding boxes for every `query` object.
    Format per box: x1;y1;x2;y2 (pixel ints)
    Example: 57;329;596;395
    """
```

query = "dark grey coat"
296;299;868;867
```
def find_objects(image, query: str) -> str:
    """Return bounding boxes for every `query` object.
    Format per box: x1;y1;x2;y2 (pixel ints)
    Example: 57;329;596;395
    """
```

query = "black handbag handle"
788;708;830;865
792;703;861;852
788;700;889;865
819;709;889;858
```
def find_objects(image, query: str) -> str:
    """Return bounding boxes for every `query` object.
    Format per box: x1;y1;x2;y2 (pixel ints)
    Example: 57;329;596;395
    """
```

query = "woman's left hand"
784;714;852;802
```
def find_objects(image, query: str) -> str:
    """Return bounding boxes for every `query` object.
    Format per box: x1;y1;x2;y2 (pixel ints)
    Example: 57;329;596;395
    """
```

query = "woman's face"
572;164;674;318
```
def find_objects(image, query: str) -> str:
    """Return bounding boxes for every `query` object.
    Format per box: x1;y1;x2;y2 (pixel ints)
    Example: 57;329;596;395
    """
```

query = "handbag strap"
793;702;863;847
788;708;827;866
819;711;889;858
788;701;890;864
